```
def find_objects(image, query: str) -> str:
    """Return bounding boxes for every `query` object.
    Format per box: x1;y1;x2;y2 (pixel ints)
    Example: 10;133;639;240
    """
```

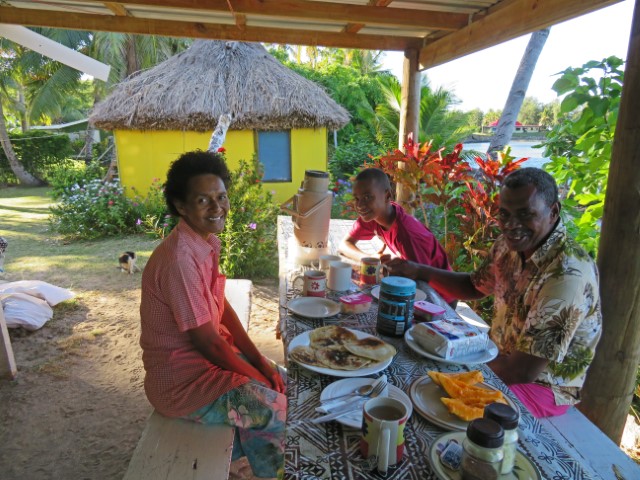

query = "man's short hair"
503;167;558;207
355;168;391;190
164;150;231;216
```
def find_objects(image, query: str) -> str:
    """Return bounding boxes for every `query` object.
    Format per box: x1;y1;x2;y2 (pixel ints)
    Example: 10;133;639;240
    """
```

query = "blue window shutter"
257;131;291;182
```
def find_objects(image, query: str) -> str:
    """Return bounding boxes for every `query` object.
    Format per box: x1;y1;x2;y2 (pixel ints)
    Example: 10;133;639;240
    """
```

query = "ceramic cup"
312;254;341;272
360;397;408;474
292;269;327;297
328;261;353;292
359;257;388;285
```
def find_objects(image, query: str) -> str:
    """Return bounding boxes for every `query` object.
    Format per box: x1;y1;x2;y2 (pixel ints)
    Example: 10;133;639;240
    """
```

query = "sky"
382;0;635;112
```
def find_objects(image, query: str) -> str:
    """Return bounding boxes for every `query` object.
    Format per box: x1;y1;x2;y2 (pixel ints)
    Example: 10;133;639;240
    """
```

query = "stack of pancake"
290;325;396;370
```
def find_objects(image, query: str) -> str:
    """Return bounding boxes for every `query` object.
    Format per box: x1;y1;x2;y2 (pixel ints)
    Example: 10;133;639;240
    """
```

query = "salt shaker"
461;418;504;480
484;402;520;474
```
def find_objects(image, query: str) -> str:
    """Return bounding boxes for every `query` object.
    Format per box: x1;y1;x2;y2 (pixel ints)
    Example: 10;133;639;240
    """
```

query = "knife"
312;375;386;424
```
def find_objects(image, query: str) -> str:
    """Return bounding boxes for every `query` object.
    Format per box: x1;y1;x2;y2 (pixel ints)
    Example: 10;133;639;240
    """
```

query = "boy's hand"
384;258;420;280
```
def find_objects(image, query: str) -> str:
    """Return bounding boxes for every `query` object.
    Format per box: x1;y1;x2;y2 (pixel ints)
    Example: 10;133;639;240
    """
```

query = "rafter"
103;2;129;16
342;0;395;34
0;7;421;51
79;0;467;30
419;0;621;69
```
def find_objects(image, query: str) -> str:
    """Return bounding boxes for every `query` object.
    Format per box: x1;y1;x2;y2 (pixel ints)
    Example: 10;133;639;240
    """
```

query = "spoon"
321;375;385;403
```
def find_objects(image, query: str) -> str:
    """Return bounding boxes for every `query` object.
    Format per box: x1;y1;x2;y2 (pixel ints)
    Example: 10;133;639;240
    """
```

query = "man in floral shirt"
385;168;602;417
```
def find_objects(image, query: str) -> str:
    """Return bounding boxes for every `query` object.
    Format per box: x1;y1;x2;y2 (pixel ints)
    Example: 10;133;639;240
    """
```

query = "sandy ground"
0;275;282;480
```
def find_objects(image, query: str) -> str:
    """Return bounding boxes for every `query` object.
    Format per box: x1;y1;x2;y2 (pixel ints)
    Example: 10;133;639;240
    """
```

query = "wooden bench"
0;305;17;379
123;279;252;480
540;408;640;479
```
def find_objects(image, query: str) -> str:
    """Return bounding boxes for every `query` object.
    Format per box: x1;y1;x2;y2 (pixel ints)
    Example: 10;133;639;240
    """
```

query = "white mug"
292;269;327;297
360;397;408;474
312;254;341;272
328;261;353;292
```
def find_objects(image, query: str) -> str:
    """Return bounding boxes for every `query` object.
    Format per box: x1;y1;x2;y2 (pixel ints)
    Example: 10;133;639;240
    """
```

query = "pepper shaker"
461;418;504;480
484;402;520;474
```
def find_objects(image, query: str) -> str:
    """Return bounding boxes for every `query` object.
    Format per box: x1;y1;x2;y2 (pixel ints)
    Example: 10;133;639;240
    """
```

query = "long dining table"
277;215;606;480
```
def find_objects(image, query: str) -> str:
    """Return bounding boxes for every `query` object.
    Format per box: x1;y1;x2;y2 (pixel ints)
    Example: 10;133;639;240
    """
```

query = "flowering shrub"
218;156;279;279
48;160;106;200
49;179;142;239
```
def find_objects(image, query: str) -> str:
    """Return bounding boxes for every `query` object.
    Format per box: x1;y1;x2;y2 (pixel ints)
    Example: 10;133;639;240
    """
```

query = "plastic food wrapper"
414;301;446;322
411;319;489;359
339;292;372;314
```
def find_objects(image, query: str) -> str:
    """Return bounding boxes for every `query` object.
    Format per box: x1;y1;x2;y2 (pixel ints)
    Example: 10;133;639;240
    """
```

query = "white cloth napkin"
316;376;390;424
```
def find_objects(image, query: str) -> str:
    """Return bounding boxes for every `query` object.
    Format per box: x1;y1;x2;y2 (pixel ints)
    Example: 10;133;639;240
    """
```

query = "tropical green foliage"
47;159;105;199
218;157;279;279
0;30;91;130
0;130;73;184
541;56;624;257
49;178;141;239
369;75;475;150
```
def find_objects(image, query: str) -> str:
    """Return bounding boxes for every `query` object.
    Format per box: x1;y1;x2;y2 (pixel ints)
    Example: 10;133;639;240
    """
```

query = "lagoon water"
464;140;550;169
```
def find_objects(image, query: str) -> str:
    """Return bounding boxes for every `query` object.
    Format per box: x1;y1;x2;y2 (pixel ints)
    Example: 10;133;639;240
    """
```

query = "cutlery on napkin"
312;375;388;424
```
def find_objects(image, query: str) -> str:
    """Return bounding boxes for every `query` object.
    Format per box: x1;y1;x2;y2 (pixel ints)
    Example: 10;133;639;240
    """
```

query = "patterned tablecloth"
277;216;601;480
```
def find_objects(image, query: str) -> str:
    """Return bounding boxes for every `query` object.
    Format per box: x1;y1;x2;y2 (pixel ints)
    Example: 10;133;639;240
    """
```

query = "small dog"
118;251;140;274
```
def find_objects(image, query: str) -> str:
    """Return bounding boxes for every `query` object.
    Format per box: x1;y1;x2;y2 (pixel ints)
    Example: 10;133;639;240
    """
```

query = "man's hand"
382;257;421;280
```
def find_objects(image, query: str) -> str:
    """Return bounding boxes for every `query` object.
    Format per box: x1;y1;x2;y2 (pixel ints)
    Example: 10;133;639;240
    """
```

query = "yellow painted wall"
114;127;327;204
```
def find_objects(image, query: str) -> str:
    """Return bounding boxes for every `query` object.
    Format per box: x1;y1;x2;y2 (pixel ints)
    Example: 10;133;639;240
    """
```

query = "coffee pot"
281;170;333;265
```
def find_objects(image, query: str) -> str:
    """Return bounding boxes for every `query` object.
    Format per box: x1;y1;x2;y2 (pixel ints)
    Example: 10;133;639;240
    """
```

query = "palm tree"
0;30;90;185
488;29;551;154
372;74;475;150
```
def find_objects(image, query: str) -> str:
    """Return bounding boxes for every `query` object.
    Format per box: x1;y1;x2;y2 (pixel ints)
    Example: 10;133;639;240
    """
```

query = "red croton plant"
365;135;527;271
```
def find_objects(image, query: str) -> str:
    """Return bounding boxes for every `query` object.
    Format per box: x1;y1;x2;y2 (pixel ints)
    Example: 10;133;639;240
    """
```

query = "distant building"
482;120;546;133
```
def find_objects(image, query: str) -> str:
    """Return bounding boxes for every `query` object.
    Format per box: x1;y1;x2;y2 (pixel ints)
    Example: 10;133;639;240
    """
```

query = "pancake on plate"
344;336;397;362
309;325;358;348
315;345;371;370
289;345;325;367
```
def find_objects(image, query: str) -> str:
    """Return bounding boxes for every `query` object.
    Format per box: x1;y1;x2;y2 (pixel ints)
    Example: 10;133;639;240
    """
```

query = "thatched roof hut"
90;40;350;132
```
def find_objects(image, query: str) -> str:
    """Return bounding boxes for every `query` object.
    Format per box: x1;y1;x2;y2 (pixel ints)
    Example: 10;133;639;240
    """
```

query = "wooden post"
0;305;17;379
578;0;640;443
397;48;420;213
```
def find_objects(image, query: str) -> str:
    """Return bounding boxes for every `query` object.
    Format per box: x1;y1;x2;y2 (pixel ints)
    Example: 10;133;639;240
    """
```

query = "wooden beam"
0;7;420;51
396;48;421;213
103;2;129;16
81;0;467;30
419;0;622;69
0;304;17;380
579;0;640;443
343;0;396;34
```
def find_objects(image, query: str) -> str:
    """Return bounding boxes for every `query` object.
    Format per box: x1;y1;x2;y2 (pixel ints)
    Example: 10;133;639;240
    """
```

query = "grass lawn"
0;185;160;291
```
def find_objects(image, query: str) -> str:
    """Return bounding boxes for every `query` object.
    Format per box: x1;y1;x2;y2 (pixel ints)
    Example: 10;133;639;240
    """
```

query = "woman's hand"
256;357;286;394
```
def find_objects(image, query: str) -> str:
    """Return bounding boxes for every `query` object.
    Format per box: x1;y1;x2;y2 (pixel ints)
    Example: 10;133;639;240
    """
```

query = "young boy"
338;167;455;304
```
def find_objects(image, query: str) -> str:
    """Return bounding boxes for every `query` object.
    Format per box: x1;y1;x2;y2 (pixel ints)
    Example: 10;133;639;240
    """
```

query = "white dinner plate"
429;431;542;480
320;377;413;429
404;325;499;366
370;285;427;302
287;297;340;319
287;328;394;377
410;375;519;431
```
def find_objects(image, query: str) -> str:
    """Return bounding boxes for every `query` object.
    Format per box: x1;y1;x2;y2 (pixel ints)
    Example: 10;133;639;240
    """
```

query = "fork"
312;378;388;424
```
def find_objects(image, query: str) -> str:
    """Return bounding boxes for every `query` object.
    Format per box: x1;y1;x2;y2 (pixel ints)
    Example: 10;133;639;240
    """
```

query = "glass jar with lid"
484;402;520;474
461;418;504;480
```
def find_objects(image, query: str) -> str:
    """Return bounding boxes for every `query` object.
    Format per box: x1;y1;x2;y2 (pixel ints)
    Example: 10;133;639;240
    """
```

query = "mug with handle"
292;269;327;297
360;397;408;475
359;257;389;285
